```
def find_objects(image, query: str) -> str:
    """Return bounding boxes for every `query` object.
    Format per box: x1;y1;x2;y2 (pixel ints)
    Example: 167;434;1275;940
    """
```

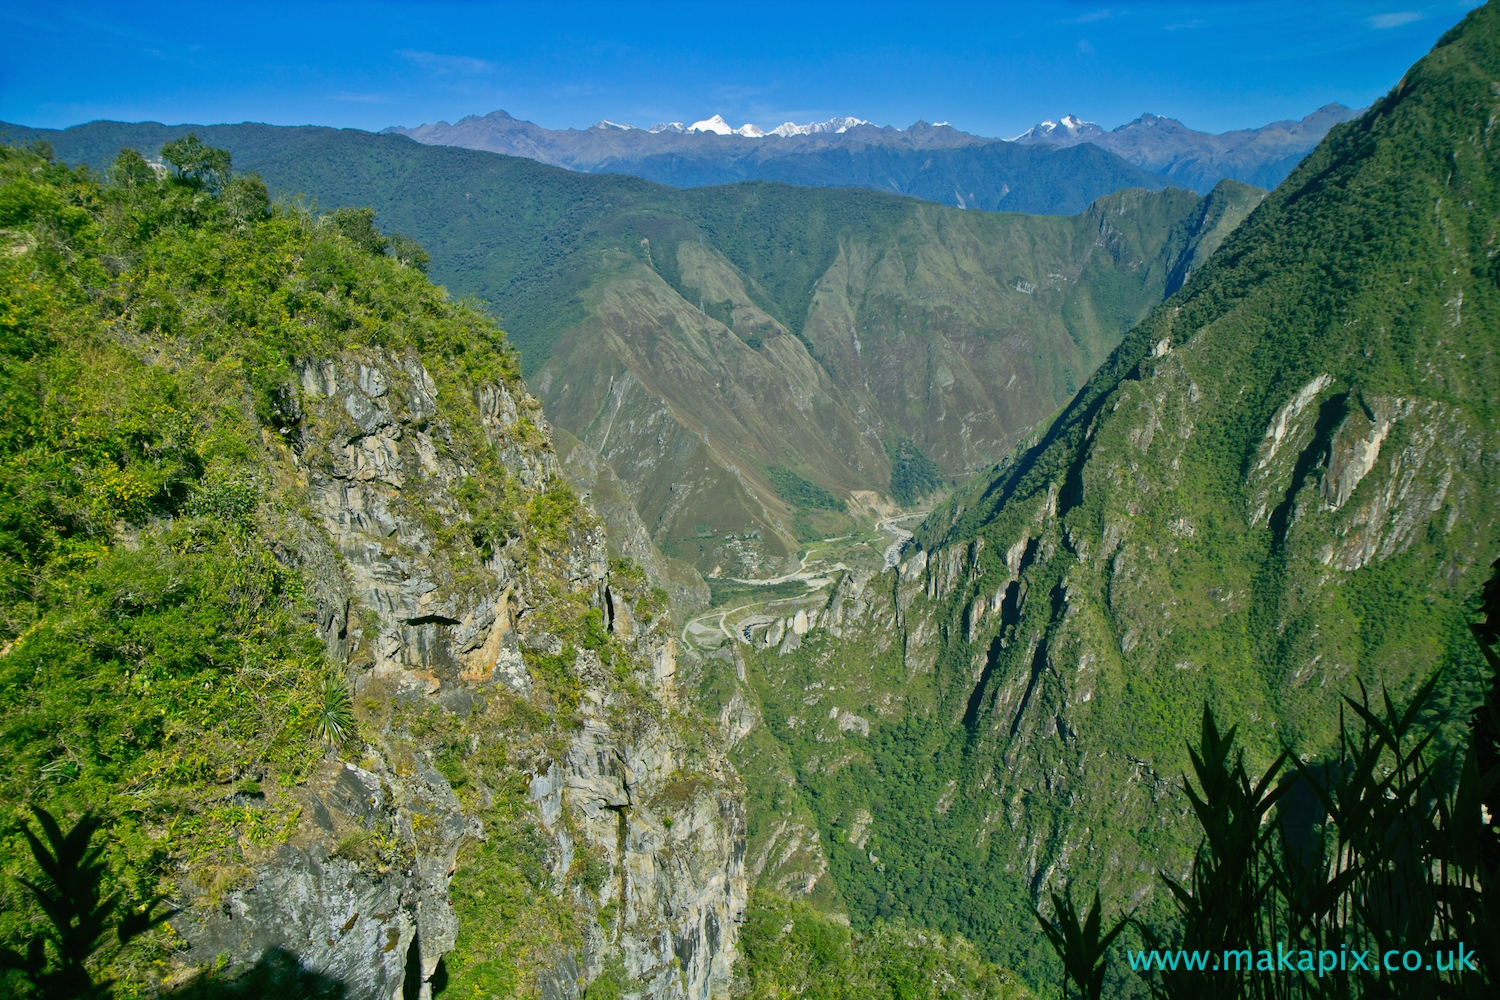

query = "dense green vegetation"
706;577;813;607
11;134;887;341
0;142;385;983
886;437;944;506
5;4;1494;996
0;117;1237;412
733;890;1033;999
1;807;172;999
0;122;926;366
0;135;1041;999
712;627;1070;985
1041;561;1499;997
0;118;1267;585
767;466;846;512
694;4;1500;996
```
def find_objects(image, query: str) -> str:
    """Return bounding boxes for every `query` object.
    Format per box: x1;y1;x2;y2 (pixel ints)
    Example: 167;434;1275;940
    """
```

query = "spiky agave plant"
1035;889;1130;1000
315;674;354;746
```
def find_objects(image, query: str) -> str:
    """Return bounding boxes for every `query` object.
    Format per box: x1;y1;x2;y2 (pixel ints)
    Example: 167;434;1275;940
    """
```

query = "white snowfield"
769;116;868;136
1009;113;1100;141
612;115;872;137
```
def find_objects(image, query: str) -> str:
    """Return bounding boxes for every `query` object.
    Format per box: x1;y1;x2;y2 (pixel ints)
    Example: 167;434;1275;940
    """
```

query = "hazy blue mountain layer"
386;103;1352;207
386;112;1170;215
1014;103;1363;193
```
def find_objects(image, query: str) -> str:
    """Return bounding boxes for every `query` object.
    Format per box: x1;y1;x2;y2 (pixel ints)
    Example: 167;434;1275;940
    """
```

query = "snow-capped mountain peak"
1009;114;1104;142
670;114;871;138
768;116;870;136
689;114;734;134
685;114;766;137
613;114;878;138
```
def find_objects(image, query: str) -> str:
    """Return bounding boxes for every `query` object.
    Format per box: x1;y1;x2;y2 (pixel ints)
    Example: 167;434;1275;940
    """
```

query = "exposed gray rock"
170;352;745;999
176;757;468;1000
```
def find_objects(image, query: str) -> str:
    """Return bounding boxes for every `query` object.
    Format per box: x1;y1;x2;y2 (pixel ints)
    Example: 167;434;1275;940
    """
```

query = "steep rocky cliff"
0;145;743;999
171;351;746;999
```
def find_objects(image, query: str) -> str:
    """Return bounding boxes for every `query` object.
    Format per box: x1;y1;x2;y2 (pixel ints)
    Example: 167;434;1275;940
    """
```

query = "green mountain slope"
0;139;741;998
689;1;1500;989
0;121;1261;579
534;181;1261;578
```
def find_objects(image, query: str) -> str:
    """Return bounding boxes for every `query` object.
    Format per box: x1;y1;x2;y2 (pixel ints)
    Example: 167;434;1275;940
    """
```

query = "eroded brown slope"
538;183;1263;578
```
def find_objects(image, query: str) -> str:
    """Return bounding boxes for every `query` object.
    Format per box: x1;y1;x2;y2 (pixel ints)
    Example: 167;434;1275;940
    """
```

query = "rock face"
171;351;745;1000
529;697;747;999
176;757;468;999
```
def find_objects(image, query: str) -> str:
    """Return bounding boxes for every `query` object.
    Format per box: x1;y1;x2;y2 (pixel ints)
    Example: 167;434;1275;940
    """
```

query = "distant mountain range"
637;113;872;137
1012;103;1363;192
384;103;1359;208
0;102;1354;221
385;111;1166;215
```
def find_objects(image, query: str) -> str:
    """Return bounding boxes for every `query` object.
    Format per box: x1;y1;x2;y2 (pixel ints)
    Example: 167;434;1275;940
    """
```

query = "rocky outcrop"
175;756;469;1000
529;691;746;999
171;351;745;1000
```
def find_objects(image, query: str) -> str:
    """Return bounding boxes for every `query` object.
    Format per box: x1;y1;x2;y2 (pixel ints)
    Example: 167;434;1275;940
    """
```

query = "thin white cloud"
1368;11;1421;29
397;49;497;76
711;84;768;102
1077;39;1096;54
1074;9;1114;23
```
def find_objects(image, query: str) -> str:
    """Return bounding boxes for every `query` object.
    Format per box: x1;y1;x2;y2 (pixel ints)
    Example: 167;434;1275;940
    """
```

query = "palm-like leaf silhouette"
1035;888;1130;1000
0;807;174;999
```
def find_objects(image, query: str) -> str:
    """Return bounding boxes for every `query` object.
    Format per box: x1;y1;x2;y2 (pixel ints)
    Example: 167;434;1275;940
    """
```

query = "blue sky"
0;1;1485;137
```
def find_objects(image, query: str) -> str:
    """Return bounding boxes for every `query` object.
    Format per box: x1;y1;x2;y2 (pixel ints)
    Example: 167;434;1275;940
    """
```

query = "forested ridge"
3;2;1498;997
0;118;1267;580
691;3;1500;995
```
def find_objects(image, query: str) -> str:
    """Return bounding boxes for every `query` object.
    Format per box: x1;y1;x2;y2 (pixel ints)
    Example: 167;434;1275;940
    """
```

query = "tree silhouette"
0;808;173;1000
